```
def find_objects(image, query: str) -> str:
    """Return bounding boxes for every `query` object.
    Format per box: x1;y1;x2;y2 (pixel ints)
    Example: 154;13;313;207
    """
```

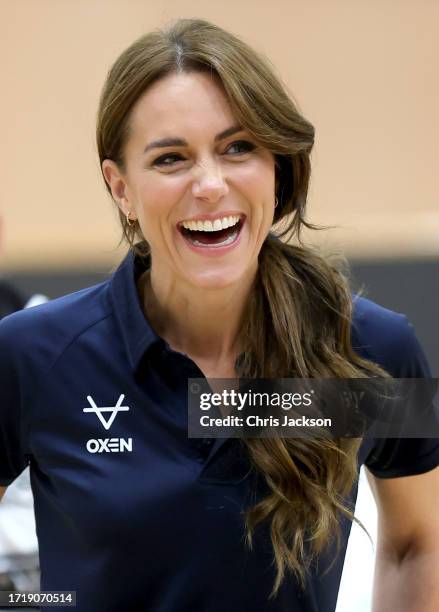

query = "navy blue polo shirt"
1;249;439;612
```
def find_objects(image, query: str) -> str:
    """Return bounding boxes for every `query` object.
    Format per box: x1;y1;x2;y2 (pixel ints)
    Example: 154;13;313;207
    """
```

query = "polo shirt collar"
109;248;161;371
110;246;362;376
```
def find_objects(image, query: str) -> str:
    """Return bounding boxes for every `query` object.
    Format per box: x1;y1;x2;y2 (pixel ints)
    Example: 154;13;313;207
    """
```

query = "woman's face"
103;71;277;290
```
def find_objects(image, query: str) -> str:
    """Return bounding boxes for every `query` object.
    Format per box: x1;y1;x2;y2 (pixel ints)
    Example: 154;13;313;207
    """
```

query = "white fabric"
336;466;378;611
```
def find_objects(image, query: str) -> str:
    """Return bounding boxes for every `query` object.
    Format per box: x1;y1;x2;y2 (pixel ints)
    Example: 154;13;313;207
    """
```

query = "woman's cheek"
146;176;188;210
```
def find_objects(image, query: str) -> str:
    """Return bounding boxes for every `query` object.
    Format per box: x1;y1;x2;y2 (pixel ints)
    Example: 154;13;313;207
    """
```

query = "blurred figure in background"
0;217;28;318
0;215;46;593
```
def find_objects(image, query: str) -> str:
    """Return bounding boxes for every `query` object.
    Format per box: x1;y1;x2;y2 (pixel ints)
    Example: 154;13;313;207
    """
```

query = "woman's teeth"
180;215;240;232
179;215;243;248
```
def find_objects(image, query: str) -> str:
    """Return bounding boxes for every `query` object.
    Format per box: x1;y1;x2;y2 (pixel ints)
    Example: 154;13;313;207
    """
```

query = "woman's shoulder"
352;293;407;328
0;280;112;365
351;294;430;377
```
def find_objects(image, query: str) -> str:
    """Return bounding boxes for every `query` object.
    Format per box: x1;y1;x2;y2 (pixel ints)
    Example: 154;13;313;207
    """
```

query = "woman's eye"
152;140;255;168
226;140;255;155
153;153;184;167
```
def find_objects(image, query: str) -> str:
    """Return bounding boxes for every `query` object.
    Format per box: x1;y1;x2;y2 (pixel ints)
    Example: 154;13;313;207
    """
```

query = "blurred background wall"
1;0;438;371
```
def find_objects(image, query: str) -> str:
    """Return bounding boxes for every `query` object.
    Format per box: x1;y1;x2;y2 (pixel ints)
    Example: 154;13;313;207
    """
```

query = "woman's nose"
192;158;229;202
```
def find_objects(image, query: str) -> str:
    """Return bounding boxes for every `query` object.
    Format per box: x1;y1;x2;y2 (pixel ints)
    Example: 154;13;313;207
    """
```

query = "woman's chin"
170;227;258;290
183;266;250;291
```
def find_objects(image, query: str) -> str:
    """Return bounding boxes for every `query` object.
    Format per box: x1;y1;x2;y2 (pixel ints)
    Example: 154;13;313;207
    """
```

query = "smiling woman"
1;16;438;612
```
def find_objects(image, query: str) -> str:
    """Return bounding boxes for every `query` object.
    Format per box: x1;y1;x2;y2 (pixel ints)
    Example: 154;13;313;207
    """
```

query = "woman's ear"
101;159;128;213
101;160;137;222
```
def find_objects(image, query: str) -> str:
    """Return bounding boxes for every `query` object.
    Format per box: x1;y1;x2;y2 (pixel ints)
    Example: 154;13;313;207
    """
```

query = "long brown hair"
96;18;391;597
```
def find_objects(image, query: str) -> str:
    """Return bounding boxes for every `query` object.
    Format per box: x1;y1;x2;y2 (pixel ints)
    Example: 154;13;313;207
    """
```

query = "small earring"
126;210;134;227
274;196;279;208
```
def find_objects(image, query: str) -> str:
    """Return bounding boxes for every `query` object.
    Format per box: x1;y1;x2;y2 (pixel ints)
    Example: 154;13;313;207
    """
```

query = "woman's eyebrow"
143;124;243;154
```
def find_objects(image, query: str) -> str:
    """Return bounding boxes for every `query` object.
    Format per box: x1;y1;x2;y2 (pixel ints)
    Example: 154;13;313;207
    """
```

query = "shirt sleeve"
0;314;30;486
364;314;439;479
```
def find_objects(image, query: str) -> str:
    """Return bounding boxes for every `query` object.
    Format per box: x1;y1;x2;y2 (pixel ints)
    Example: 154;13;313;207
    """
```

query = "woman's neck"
138;266;256;366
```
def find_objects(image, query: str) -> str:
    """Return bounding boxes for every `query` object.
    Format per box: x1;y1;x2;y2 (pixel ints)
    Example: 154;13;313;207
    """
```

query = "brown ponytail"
237;236;389;595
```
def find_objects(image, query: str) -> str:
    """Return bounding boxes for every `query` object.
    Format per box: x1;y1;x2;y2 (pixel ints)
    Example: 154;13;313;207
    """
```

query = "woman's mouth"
177;214;245;251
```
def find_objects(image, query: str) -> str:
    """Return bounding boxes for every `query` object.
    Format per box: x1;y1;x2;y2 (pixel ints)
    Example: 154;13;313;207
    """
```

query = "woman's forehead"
128;72;237;142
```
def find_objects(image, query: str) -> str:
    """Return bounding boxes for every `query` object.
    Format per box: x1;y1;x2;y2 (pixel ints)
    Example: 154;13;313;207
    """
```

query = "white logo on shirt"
83;394;129;430
83;395;133;454
86;438;133;453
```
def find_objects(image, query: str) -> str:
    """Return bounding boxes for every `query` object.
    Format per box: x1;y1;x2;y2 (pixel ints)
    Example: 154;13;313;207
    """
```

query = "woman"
1;18;438;612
